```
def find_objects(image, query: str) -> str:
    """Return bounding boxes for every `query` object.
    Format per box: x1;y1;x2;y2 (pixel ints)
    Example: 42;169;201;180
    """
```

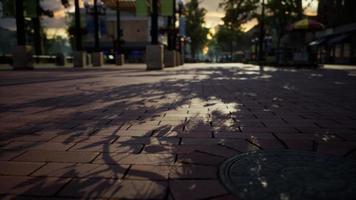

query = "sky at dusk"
191;0;319;31
0;0;319;37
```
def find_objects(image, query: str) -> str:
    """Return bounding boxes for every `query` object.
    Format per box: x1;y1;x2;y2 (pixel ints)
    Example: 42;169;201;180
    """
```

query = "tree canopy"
219;0;260;29
185;0;209;59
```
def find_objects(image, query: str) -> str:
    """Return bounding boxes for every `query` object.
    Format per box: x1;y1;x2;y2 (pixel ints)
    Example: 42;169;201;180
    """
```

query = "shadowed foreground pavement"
0;63;355;199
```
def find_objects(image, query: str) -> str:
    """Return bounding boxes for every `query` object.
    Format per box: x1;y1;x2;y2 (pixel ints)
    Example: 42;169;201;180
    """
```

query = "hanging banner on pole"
136;0;149;17
24;0;37;18
161;0;173;16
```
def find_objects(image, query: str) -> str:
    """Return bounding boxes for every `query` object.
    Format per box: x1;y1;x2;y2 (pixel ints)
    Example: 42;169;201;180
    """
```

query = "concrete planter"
92;52;104;67
176;51;181;66
115;53;125;66
73;51;87;68
164;49;176;68
146;45;164;70
12;46;33;70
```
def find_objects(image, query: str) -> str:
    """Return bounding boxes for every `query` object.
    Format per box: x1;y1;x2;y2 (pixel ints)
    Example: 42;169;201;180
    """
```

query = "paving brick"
126;165;170;180
14;151;100;163
2;130;60;142
59;178;167;199
193;145;239;158
1;142;74;151
50;135;117;144
209;194;241;200
0;161;44;176
177;152;225;166
181;138;226;145
117;129;154;137
170;180;227;200
32;163;129;179
317;141;356;156
93;126;120;136
0;176;70;196
94;153;175;165
246;138;286;150
169;164;217;179
221;140;260;152
115;136;179;145
282;140;314;151
69;142;143;153
0;150;25;161
1;63;356;198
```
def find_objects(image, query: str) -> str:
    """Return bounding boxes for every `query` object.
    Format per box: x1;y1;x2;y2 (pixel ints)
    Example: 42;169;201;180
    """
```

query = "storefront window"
335;45;341;58
344;43;351;58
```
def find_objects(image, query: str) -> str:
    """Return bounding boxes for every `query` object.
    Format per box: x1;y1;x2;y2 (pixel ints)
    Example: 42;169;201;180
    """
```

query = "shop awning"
327;34;349;45
309;38;326;46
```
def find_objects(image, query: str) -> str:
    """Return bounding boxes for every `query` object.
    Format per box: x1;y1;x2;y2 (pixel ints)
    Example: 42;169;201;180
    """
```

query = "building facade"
316;0;356;64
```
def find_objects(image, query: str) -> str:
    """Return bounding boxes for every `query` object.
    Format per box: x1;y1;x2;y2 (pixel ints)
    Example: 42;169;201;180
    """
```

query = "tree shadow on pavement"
0;64;356;199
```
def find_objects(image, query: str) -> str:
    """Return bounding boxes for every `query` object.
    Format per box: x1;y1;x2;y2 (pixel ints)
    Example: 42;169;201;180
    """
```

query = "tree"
29;0;69;56
215;24;245;60
217;0;259;60
265;0;317;61
185;0;209;59
295;0;303;18
219;0;260;29
265;0;299;56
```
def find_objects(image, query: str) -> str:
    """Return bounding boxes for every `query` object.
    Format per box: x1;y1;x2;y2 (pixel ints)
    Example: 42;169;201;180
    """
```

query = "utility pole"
116;1;121;53
167;16;173;50
295;0;303;19
230;23;233;62
146;0;164;70
74;0;82;51
151;0;158;45
93;0;100;52
15;0;25;46
115;0;124;65
14;0;33;69
33;0;42;61
258;0;265;63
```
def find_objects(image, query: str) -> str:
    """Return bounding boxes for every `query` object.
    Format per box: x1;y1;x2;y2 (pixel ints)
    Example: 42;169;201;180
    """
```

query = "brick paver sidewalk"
0;63;355;199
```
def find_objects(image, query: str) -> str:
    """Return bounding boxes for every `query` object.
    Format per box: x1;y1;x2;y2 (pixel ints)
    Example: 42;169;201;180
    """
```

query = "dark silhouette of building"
315;0;356;64
318;0;356;27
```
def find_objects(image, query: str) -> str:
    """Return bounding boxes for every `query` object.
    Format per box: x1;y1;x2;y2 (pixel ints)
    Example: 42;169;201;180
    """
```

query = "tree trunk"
191;48;196;60
295;0;303;18
230;40;233;62
276;35;281;64
15;0;26;45
74;0;82;51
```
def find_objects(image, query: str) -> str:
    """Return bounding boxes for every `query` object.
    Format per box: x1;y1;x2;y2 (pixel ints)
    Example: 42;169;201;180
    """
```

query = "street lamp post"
164;0;177;67
13;0;33;70
73;0;87;68
258;0;265;63
15;0;25;46
93;0;100;52
146;0;164;70
87;0;106;67
33;0;42;60
74;0;82;51
177;1;185;65
151;0;158;45
115;0;124;65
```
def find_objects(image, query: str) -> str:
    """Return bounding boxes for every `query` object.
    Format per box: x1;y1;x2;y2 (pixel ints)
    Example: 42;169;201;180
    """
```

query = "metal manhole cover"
219;150;356;200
